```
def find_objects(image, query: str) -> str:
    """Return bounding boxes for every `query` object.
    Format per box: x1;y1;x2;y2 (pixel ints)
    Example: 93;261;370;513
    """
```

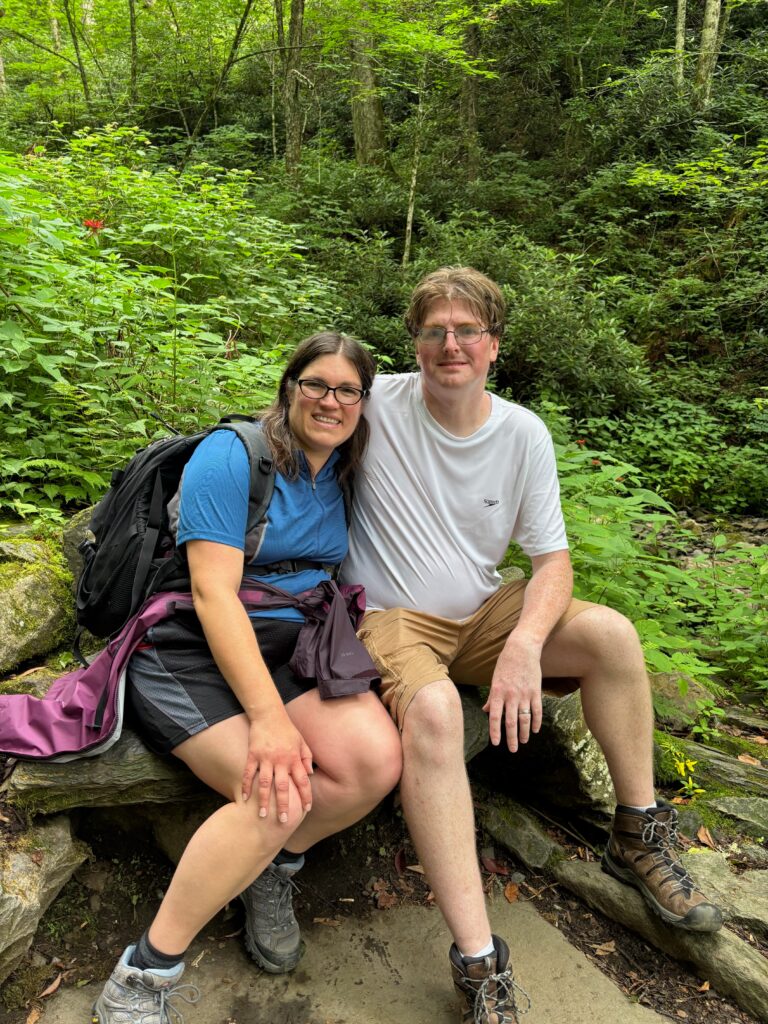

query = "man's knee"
401;680;465;760
566;604;645;669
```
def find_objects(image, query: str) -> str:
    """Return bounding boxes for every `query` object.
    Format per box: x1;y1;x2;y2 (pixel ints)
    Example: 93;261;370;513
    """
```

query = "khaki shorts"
358;580;596;728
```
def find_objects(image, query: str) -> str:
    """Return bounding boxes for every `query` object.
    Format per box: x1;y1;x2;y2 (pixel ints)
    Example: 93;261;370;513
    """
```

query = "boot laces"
641;818;695;896
474;969;531;1024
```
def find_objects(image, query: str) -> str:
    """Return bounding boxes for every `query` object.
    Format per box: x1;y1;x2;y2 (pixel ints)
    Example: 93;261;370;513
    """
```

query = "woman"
93;332;402;1023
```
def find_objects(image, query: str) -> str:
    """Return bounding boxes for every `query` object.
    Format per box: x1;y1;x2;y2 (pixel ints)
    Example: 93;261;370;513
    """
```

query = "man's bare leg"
540;605;722;931
540;605;655;806
399;679;491;954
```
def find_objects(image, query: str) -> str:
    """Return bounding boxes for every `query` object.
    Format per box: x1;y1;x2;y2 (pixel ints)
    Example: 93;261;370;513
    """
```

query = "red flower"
83;218;105;233
576;439;586;446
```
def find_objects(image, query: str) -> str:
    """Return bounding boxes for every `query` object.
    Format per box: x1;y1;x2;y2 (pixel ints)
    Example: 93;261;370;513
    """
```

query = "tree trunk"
127;0;138;107
693;0;722;111
61;0;92;107
49;1;62;51
460;18;480;181
0;50;6;96
675;0;686;90
350;35;387;167
401;71;425;270
275;0;306;174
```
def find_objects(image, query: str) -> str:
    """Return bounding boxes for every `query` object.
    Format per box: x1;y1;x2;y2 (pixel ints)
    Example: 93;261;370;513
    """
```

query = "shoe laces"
641;818;695;897
256;867;300;925
474;969;531;1024
125;976;200;1024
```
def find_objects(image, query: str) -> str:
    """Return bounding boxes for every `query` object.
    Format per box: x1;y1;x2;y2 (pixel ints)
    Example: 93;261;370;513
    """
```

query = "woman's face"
287;353;365;468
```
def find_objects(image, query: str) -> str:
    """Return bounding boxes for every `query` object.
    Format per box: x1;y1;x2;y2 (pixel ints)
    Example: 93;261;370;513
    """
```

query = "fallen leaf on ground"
37;973;62;999
30;851;44;865
671;796;688;804
480;853;509;875
26;1008;41;1024
591;940;616;956
190;950;207;968
313;917;341;927
697;825;716;850
698;980;710;992
376;892;398;909
753;736;768;745
406;864;425;874
504;882;519;903
394;848;406;876
676;1011;688;1019
738;753;761;765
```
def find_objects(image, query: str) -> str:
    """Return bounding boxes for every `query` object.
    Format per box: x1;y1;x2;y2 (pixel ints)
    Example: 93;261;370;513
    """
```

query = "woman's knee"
235;780;306;837
322;711;402;795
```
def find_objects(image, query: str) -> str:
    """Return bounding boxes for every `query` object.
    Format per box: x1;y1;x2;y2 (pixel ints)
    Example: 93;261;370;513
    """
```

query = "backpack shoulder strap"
214;418;275;532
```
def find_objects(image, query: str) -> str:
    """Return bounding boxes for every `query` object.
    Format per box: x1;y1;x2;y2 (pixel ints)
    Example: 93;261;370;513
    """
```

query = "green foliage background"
1;0;767;707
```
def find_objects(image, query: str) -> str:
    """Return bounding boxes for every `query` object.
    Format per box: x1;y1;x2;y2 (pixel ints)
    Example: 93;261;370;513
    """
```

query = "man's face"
415;298;499;394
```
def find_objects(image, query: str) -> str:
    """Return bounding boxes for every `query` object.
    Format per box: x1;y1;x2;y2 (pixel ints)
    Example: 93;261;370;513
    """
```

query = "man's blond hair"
404;266;506;339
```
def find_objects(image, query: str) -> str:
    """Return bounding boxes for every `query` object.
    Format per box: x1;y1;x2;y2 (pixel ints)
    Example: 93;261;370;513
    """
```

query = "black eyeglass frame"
294;377;369;405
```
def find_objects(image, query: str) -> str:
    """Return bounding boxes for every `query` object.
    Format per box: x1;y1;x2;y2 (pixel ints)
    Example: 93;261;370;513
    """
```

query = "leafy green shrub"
503;402;768;703
581;369;768;514
0;138;341;517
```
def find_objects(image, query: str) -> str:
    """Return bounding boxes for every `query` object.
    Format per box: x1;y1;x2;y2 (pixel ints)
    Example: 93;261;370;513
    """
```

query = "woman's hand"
186;539;314;823
243;708;314;822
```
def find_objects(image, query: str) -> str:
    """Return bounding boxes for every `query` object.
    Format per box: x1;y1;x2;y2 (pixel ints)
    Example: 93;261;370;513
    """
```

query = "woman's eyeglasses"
295;378;367;405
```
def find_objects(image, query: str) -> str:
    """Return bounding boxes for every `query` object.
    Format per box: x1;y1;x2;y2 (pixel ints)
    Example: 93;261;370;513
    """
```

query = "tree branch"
1;28;80;70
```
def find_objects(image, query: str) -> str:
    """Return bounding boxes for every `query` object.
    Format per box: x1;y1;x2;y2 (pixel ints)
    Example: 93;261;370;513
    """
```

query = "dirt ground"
0;797;762;1024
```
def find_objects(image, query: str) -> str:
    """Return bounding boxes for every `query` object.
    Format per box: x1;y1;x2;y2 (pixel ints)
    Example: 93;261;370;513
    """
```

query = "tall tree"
694;0;724;110
127;0;138;106
349;32;387;167
675;0;686;90
275;0;305;173
183;0;259;155
61;0;92;107
460;14;480;180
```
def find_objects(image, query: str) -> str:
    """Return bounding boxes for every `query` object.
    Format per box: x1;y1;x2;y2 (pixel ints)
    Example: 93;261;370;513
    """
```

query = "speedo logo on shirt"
483;498;500;507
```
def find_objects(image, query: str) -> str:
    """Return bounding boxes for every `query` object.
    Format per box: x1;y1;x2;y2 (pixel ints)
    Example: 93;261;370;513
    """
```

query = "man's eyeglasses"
415;324;488;347
295;378;368;405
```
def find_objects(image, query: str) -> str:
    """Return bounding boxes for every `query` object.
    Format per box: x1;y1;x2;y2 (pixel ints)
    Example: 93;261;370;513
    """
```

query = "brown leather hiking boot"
602;803;723;932
449;935;530;1023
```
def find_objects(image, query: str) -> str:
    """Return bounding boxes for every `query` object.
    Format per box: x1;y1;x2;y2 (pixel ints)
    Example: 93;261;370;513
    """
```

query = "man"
341;267;722;1023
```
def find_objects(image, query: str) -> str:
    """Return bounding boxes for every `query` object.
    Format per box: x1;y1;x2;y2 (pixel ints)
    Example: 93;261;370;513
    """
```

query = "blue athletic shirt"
175;430;348;621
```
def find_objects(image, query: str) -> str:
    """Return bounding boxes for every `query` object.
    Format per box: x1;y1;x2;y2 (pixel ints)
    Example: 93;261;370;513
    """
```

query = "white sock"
460;939;495;960
622;802;658;813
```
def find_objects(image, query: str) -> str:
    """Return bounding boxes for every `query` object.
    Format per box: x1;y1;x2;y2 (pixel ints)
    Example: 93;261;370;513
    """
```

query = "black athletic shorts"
126;609;316;755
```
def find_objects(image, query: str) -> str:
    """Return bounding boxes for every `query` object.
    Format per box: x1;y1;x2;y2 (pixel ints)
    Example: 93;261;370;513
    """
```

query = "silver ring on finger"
518;710;531;716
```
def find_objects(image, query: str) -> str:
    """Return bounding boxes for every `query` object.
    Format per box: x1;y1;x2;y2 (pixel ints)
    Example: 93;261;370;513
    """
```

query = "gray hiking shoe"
91;945;199;1023
240;856;304;973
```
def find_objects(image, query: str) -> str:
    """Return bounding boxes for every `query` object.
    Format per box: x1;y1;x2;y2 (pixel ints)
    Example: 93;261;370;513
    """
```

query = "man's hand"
483;634;544;751
242;708;314;823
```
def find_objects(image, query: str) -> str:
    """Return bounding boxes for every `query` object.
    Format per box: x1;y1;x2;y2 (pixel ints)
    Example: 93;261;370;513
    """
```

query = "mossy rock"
0;537;74;675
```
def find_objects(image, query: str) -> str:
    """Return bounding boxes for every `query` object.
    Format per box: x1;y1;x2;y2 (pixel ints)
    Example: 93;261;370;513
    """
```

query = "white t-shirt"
341;373;568;620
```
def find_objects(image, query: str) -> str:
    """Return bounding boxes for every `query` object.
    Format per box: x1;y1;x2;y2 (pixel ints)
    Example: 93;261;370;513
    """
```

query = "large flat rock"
34;899;663;1024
